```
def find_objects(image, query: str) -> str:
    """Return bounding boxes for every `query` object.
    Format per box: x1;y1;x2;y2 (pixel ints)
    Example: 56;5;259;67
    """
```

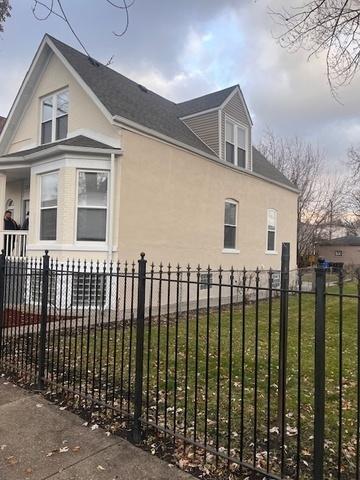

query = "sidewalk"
0;379;193;480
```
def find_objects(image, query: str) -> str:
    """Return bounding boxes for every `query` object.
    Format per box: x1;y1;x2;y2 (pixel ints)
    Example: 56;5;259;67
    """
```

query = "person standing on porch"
4;210;19;231
22;212;29;231
4;210;19;256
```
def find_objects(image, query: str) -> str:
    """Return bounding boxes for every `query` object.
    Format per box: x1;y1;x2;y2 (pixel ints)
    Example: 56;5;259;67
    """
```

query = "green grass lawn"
5;281;360;479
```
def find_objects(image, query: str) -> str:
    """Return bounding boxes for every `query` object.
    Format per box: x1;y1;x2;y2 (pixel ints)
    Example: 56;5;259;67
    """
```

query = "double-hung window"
41;90;69;144
77;171;109;242
40;172;58;241
267;209;277;252
225;119;247;168
224;200;238;250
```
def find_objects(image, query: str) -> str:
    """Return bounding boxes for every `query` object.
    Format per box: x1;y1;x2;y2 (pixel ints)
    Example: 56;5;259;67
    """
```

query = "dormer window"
41;90;69;144
225;118;247;168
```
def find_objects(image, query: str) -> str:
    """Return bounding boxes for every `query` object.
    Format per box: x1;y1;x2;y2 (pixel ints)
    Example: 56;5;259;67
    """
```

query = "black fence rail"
0;245;359;479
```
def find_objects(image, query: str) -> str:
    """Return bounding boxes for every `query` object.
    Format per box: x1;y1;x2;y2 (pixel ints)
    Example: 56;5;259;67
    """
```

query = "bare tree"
258;129;349;264
0;1;134;60
0;0;11;32
271;1;360;92
347;145;360;217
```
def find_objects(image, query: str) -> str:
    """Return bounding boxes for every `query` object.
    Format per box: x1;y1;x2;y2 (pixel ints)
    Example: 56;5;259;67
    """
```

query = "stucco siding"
118;129;298;270
7;52;119;155
182;111;219;155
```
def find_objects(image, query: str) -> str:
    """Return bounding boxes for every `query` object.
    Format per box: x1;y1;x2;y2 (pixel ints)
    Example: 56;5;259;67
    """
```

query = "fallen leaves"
46;444;80;457
5;455;17;465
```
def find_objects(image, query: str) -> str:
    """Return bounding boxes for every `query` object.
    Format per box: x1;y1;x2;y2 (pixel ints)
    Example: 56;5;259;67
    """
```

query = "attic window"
225;118;247;168
41;90;69;144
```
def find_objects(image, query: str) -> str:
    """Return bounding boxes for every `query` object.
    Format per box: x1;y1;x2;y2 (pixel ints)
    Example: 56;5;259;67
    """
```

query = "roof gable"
0;37;52;155
177;86;237;117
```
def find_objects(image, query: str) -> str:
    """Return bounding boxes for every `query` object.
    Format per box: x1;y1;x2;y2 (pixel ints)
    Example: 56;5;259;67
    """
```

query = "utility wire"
31;0;134;59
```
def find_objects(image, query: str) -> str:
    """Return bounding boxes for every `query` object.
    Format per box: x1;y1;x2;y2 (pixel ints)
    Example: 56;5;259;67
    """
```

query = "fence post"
38;250;50;390
132;252;147;443
0;250;5;358
278;242;290;443
314;265;326;479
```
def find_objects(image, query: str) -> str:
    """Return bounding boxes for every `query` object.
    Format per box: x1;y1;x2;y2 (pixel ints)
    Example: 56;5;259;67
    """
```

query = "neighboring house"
0;34;298;270
316;236;360;266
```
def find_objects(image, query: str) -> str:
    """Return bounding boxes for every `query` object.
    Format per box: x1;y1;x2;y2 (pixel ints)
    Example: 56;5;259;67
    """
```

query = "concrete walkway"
0;379;193;480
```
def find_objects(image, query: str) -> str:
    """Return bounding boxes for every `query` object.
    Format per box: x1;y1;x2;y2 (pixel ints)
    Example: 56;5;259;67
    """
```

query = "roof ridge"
176;85;238;106
46;34;177;106
47;35;239;111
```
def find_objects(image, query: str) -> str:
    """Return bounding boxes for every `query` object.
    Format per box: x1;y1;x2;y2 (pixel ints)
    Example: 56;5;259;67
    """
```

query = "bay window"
77;171;108;242
267;209;277;252
225;118;247;168
40;172;58;241
41;90;69;144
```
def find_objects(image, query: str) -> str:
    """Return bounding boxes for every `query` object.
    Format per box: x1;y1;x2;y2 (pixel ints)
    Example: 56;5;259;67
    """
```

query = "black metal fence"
0;245;359;479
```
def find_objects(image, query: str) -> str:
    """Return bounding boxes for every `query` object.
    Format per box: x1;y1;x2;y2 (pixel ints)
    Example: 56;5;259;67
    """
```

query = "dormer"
178;85;253;170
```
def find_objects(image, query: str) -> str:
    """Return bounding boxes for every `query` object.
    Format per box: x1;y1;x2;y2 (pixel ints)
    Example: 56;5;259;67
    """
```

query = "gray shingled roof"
317;236;360;247
49;36;214;156
45;36;295;190
2;135;116;158
176;86;237;117
252;147;295;189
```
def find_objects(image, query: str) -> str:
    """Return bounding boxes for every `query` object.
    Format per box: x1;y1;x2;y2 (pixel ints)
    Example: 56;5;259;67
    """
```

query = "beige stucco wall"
7;52;119;154
117;129;298;270
317;245;360;265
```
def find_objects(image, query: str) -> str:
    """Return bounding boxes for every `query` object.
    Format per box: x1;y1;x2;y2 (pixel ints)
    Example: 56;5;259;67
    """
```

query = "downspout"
107;153;116;263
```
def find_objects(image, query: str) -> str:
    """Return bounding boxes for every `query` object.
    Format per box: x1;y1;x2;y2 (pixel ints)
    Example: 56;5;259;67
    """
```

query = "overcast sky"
1;0;359;168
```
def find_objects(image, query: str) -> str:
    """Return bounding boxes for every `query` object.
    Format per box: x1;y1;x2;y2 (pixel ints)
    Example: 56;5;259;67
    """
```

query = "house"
316;236;360;266
0;34;298;271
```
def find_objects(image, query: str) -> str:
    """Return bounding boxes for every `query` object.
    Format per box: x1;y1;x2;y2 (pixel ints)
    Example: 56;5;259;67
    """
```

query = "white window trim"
266;208;278;254
225;114;248;168
75;169;110;245
39;88;69;145
224;199;238;252
38;170;59;243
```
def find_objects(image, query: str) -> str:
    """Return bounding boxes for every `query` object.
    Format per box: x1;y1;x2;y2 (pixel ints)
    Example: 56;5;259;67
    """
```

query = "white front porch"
0;167;30;257
0;231;28;257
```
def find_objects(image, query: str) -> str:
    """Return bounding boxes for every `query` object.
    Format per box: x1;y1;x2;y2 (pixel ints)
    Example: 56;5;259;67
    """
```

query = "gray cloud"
1;0;359;167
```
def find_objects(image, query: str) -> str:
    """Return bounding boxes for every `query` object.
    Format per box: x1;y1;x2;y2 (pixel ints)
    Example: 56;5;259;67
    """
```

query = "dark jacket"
4;218;19;230
22;217;29;230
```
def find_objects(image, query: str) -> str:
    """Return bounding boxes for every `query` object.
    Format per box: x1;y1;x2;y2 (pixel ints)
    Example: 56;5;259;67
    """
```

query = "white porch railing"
0;231;28;258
